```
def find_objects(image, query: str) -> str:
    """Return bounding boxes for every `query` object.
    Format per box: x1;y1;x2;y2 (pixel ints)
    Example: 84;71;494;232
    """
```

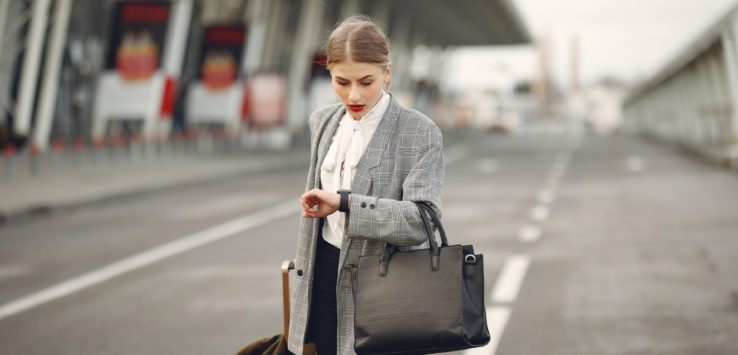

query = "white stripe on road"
0;199;299;320
491;255;531;304
518;225;542;242
461;306;512;355
537;189;555;205
529;205;550;222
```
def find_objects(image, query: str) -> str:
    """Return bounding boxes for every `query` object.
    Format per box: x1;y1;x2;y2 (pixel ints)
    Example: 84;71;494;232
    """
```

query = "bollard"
3;145;15;180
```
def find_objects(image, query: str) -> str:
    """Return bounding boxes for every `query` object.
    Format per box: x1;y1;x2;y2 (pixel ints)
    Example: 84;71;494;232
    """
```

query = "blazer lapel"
351;94;400;196
313;105;345;187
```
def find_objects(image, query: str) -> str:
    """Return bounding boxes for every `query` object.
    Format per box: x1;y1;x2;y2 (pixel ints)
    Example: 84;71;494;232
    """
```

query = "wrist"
337;190;351;212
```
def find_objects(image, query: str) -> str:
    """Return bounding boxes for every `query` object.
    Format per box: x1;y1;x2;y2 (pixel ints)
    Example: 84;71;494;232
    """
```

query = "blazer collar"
314;94;401;195
356;93;399;171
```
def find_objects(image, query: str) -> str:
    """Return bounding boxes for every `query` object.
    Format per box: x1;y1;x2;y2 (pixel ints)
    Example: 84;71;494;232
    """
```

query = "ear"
383;64;392;90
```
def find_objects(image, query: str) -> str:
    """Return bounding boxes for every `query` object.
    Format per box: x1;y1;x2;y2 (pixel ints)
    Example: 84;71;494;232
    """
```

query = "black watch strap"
338;190;351;212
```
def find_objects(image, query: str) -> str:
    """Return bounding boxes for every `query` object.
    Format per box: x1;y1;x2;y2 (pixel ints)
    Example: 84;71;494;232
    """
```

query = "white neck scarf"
320;90;390;246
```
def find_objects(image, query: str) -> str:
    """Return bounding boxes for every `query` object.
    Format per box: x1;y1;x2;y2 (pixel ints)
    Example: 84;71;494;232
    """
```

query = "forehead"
330;60;384;79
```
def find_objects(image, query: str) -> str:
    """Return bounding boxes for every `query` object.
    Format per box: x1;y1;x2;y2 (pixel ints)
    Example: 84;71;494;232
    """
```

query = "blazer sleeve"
346;124;444;246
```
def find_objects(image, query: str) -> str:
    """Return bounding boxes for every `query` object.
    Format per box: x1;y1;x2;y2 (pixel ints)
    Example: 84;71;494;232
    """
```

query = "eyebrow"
335;75;374;81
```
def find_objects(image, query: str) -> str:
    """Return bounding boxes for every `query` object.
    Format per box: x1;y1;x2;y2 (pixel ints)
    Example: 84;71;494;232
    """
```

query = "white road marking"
518;225;542;242
545;179;560;191
491;255;531;304
0;199;299;320
537;189;555;205
529;205;550;222
461;306;512;355
626;156;645;172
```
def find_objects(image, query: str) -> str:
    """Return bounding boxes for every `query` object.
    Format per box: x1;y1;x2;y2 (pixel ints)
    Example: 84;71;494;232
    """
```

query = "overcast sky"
444;0;738;90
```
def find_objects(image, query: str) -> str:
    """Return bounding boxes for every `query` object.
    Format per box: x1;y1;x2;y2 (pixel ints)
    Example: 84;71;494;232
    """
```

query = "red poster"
199;25;246;91
106;2;171;81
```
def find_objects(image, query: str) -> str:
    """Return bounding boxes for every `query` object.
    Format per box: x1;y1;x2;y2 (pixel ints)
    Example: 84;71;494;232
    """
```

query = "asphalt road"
1;128;737;354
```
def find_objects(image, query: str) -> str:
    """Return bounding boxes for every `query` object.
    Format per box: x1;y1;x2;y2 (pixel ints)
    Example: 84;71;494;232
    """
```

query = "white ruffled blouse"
320;91;391;248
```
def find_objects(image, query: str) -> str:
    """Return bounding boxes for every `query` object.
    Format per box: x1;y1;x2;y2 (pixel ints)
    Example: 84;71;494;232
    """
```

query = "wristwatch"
337;189;351;212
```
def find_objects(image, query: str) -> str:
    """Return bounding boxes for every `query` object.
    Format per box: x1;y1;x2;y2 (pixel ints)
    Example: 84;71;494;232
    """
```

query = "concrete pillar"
710;46;731;143
687;65;707;145
243;0;268;76
0;0;9;59
32;0;73;152
390;20;411;93
286;0;324;133
143;0;192;139
721;19;738;144
371;0;391;29
705;51;726;144
162;0;193;77
262;0;286;70
14;0;51;137
341;0;361;19
679;74;695;144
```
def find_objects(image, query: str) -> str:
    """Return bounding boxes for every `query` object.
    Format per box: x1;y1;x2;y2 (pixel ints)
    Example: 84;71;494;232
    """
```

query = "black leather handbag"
351;201;490;354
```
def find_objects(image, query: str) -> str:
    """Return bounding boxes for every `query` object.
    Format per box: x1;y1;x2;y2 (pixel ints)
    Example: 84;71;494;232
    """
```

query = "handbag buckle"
464;254;477;264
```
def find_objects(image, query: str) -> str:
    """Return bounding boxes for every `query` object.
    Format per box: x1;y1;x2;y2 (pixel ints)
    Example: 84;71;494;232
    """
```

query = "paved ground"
1;127;737;354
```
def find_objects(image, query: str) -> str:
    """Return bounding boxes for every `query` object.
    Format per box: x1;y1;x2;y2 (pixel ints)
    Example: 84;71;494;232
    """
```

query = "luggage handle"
281;259;295;342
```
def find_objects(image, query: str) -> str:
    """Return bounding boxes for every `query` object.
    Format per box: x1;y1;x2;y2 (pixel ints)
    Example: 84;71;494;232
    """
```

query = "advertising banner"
199;25;246;90
106;2;171;81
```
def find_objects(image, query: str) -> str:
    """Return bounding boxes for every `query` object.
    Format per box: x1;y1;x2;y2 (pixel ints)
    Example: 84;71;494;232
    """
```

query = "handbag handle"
415;201;448;247
379;201;446;275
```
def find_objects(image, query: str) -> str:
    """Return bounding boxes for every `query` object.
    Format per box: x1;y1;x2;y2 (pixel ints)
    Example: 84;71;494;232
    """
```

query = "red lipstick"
348;104;365;113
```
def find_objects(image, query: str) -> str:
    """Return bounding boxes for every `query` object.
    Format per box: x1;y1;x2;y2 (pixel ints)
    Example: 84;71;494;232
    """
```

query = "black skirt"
306;232;340;353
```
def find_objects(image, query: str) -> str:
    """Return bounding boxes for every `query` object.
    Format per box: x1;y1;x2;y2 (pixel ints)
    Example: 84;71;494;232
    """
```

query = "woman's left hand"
300;188;340;218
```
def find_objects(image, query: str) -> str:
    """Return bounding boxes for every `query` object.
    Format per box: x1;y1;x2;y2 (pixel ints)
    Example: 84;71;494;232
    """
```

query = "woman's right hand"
300;188;340;218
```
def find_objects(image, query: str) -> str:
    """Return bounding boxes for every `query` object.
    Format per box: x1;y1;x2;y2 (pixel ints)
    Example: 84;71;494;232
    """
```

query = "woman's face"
330;60;390;120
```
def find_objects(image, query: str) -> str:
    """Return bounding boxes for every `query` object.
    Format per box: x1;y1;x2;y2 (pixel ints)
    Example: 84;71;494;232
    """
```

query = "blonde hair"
324;15;391;89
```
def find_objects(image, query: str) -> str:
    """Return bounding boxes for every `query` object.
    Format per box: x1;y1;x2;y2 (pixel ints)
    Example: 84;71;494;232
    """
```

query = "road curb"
0;152;308;227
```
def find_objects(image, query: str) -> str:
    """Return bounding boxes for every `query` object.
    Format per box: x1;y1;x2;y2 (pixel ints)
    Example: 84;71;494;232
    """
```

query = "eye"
336;81;349;86
361;81;373;86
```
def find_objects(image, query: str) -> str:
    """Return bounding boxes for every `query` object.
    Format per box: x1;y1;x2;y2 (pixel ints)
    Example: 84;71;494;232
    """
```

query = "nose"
349;85;361;101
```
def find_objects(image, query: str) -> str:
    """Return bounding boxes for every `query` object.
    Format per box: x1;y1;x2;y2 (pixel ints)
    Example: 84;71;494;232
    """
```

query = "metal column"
340;0;361;19
0;0;10;59
32;0;73;152
721;18;738;145
243;0;268;76
261;0;285;70
14;0;51;137
286;0;324;133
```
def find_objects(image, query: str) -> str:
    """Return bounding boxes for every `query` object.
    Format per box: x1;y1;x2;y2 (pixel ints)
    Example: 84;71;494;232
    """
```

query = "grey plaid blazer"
287;94;444;355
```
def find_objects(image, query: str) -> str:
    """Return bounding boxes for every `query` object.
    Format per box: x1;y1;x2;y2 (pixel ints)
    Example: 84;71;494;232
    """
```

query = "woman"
289;15;444;355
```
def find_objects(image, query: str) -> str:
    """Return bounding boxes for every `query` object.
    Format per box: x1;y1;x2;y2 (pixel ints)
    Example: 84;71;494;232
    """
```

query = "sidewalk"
0;138;308;225
0;127;479;226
